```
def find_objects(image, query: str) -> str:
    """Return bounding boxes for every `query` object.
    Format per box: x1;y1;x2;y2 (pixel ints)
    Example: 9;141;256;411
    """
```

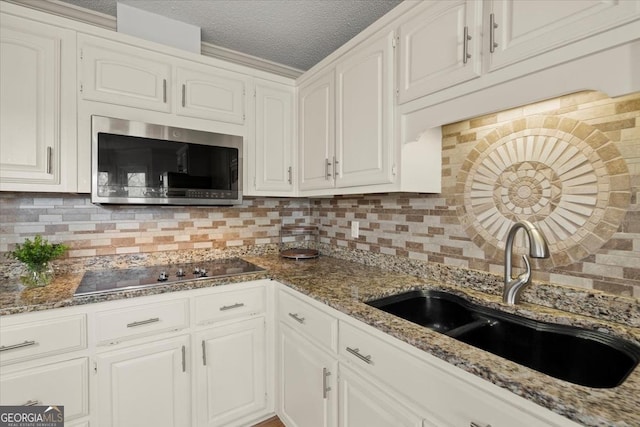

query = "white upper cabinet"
79;34;248;124
298;70;335;192
298;30;395;194
335;30;395;188
0;12;77;192
79;34;172;112
487;0;640;71
176;65;246;124
252;80;295;195
398;0;482;103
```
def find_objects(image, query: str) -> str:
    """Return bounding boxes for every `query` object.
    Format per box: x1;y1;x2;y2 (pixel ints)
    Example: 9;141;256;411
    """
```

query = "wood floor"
252;416;285;427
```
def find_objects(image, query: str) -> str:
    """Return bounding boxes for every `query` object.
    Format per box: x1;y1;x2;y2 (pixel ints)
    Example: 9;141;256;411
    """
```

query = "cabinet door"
335;30;394;188
176;65;246;124
0;358;89;422
0;13;77;191
279;324;337;427
254;81;295;194
298;71;335;191
196;317;267;427
398;0;482;103
96;335;190;427
488;0;640;71
79;34;172;112
338;365;424;427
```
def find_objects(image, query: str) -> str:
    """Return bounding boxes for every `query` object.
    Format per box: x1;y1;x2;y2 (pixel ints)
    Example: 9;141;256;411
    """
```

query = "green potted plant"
6;235;68;287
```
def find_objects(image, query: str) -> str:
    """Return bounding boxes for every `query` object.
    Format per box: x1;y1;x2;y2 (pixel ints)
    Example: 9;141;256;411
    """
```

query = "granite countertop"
1;253;638;426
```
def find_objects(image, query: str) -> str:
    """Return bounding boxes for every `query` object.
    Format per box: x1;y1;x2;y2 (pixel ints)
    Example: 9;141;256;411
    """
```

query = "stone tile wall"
313;91;640;297
0;194;311;257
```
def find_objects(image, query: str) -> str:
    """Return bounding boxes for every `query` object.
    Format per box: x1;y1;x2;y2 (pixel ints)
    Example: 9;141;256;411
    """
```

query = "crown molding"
5;0;303;79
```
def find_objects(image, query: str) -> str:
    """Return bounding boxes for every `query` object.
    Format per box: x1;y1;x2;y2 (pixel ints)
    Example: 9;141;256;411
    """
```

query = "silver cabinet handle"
22;400;40;406
202;340;207;366
0;340;37;352
288;312;305;324
325;158;332;179
287;166;292;184
322;367;331;399
333;156;338;179
181;84;186;107
346;347;372;364
470;423;491;427
489;13;498;53
126;317;160;328
162;79;167;103
463;26;472;64
46;147;52;174
220;303;244;311
181;345;186;372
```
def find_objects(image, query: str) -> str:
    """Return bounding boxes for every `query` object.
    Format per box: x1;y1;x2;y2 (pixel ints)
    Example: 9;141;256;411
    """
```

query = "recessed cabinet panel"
196;318;266;427
0;14;76;191
96;335;191;427
279;324;337;427
488;0;640;71
335;31;394;188
0;358;89;422
79;34;171;112
338;365;423;427
398;0;482;103
298;71;335;191
254;81;294;193
176;66;245;124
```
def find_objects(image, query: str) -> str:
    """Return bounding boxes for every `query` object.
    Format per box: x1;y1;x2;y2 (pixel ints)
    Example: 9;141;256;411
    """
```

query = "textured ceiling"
56;0;403;71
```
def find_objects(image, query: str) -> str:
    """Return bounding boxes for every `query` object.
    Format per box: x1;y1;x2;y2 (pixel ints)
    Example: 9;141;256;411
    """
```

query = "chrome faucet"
503;220;550;305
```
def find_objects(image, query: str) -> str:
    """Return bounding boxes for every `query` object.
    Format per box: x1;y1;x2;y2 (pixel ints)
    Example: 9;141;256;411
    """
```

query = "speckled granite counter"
1;251;639;426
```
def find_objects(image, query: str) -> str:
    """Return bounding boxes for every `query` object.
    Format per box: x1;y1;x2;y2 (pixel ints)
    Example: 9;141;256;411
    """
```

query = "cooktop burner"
75;258;264;296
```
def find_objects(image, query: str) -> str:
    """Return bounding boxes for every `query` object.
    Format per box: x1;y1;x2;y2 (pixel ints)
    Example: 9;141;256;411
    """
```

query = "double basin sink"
367;290;640;388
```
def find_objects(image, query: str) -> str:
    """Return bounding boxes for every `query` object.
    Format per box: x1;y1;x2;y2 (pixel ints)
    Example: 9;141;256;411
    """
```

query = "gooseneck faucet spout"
503;220;550;305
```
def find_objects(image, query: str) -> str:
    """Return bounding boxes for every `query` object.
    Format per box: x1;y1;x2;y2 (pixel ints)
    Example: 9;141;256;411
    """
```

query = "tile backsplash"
313;91;640;297
0;195;311;257
1;91;638;298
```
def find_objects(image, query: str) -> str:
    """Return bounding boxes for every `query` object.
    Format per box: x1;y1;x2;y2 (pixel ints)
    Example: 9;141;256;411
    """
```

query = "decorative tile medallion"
458;116;630;267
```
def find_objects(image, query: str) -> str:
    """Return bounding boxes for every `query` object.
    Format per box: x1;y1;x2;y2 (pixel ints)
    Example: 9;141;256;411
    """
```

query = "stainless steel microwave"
91;116;243;205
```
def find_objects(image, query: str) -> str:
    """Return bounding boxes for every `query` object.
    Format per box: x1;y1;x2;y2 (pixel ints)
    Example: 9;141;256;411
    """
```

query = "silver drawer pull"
220;303;244;311
288;313;305;324
346;347;372;364
0;340;37;352
127;317;160;328
22;400;41;406
470;423;491;427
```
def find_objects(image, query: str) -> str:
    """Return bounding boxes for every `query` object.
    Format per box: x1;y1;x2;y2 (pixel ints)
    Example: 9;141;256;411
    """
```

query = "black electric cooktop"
75;258;264;296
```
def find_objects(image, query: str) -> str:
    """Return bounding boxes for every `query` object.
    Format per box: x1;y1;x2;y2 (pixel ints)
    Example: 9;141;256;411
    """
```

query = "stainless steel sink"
367;290;640;388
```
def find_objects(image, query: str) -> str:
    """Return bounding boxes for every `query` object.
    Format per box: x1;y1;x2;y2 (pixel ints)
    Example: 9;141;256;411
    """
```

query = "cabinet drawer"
339;320;576;427
0;315;86;366
95;299;189;345
0;358;89;421
278;289;337;352
194;286;265;325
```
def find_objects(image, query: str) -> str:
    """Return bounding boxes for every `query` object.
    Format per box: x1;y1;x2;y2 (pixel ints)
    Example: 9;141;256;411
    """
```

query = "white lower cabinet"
338;365;423;427
279;323;337;427
96;335;191;427
195;317;267;427
277;285;580;427
0;357;89;422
